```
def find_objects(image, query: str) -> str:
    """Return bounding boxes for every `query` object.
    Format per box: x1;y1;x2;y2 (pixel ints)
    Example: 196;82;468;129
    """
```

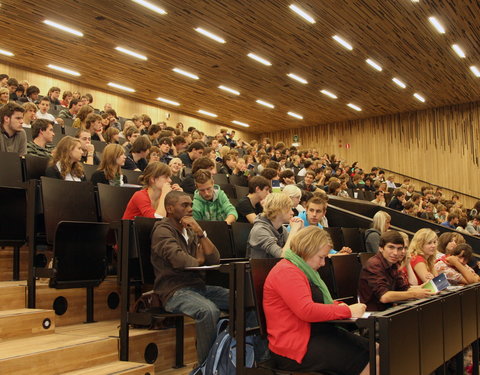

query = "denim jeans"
164;285;229;363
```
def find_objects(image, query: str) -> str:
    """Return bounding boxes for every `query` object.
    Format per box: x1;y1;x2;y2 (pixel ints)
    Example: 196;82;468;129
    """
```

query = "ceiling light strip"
287;73;308;84
115;46;148;60
392;77;406;88
195;27;226;43
289;4;315;24
107;82;135;93
347;103;362;111
287;111;303;119
218;85;240;95
256;99;275;108
366;59;382;71
157;97;180;106
413;93;425;102
172;67;199;79
247;53;272;66
451;44;466;58
131;0;167;14
320;89;337;99
231;120;250;127
47;64;81;76
43;20;83;36
428;17;445;34
0;49;14;57
198;109;217;117
332;35;353;50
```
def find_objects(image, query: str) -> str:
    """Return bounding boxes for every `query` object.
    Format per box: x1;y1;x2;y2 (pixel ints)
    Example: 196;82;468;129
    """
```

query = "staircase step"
0;281;26;310
60;361;155;375
0;334;118;374
0;308;54;341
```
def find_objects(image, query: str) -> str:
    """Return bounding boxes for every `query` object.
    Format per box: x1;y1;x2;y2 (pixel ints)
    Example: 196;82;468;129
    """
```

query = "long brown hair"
50;136;84;179
139;162;171;188
98;144;124;180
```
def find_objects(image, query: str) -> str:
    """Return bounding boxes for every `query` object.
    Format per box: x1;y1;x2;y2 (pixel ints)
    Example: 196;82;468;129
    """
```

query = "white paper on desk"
349;312;372;320
184;265;221;270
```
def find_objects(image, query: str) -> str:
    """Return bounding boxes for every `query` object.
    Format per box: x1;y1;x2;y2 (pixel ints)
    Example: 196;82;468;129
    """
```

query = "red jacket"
263;259;351;363
122;189;156;220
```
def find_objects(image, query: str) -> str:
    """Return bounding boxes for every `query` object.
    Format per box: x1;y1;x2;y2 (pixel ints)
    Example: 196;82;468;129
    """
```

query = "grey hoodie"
247;215;288;259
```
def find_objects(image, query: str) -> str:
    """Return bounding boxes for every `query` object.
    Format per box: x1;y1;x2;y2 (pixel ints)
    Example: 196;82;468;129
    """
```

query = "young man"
76;129;99;165
180;156;217;194
388;189;406;211
296;171;319;192
0;102;26;155
371;190;386;207
18;85;40;104
158;137;173;164
26;119;55;158
179;141;205;169
151;191;227;364
35;97;56;123
441;213;460;229
192;169;237;224
358;230;433;311
235;176;271;223
172;135;187;156
47;86;61;106
124;135;151;171
22;102;37;128
59;98;81;120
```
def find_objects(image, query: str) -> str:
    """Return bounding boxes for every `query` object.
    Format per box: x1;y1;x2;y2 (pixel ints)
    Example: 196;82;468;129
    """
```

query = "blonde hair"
399;232;410;267
98;144;124;180
50;136;84;179
139;161;171;188
290;226;332;261
408;228;437;272
282;184;302;199
372;211;391;233
262;192;292;221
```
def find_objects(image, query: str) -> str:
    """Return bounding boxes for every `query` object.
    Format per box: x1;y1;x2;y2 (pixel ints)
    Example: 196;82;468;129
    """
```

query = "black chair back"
133;217;160;285
0;152;24;188
218;183;236;199
330;254;361;304
323;227;345;251
249;258;281;337
40;177;98;244
24;154;50;181
231;222;253;258
213;174;229;185
63;118;74;128
342;227;366;252
121;169;142;185
317;258;337;298
234;185;249;199
50;221;109;289
197;220;235;258
83;164;98;181
97;184;140;223
359;252;375;267
92;140;107;153
229;174;248;187
0;186;26;242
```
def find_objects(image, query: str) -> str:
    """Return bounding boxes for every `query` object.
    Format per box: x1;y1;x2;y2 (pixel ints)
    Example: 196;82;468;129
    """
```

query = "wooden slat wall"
0;63;253;141
262;100;480;207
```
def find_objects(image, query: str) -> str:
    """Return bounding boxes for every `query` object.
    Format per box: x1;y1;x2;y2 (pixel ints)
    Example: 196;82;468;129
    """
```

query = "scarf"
284;249;333;304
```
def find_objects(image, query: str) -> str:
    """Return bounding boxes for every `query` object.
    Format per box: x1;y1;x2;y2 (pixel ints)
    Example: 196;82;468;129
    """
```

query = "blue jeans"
164;285;229;363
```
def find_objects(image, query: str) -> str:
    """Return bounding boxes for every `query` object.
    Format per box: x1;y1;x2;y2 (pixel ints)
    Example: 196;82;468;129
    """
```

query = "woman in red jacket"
263;226;370;374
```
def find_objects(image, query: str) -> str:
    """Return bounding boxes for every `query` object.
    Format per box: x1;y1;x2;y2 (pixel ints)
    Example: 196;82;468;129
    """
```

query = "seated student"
169;157;184;185
122;126;140;154
35;97;56;124
151;191;226;364
387;189;406;211
181;156;217;194
364;211;391;253
45;136;86;181
435;243;480;285
235;176;271;223
296;171;318;193
282;184;303;216
72;105;94;129
358;230;433;311
0;102;26;155
157;137;173;164
90;144;128;186
122;161;182;220
76;129;100;166
408;228;439;285
419;202;435;221
260;167;280;183
279;169;295;187
147;124;161;146
22;102;37;128
264;226;371;374
104;127;120;144
146;146;160;164
85;113;105;142
192;169;237;224
124;135;152;171
466;215;480;236
27;119;55;158
441;213;459;229
179;141;205;169
218;153;237;175
247;192;304;258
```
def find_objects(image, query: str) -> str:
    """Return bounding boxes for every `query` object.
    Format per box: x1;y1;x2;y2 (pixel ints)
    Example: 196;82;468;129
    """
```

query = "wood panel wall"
263;101;480;207
0;63;253;141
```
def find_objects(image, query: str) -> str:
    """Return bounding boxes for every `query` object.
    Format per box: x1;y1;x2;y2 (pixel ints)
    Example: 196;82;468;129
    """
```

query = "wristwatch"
198;231;207;239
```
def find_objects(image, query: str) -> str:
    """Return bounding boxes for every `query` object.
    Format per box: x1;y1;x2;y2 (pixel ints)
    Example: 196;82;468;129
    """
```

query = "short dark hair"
394;189;405;197
164;190;189;209
173;135;186;145
31;119;52;139
266;160;279;170
39;96;50;103
447;213;459;222
279;169;294;183
248;176;271;194
194;169;212;184
260;168;278;181
106;108;117;118
68;98;80;109
131;135;152;153
188;141;205;152
147;124;161;136
451;243;473;262
379;230;404;248
0;74;9;81
0;102;25;125
26;85;40;97
305;170;316;179
158;136;172;146
7;78;18;87
192;156;215;174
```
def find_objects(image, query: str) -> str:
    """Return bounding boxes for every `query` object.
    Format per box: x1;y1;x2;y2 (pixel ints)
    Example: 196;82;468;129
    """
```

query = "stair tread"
60;361;154;375
0;308;53;317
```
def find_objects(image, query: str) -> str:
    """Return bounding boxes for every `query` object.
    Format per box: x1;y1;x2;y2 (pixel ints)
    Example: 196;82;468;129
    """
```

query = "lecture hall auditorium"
0;0;480;374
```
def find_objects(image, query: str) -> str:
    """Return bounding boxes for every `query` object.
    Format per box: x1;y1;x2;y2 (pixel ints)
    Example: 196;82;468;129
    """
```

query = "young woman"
364;211;391;253
408;228;438;284
264;226;370;374
169;157;184;185
104;127;120;144
434;243;480;285
282;184;303;216
0;87;10;106
437;232;465;258
45;136;86;181
90;144;128;186
122;161;182;220
72;105;94;129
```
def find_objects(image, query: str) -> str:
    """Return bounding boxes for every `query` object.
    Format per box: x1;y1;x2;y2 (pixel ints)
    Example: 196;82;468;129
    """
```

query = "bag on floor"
191;319;254;375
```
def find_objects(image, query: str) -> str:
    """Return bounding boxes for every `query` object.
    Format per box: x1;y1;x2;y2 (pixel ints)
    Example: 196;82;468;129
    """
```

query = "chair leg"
472;340;479;375
85;286;96;323
12;245;20;281
173;315;185;368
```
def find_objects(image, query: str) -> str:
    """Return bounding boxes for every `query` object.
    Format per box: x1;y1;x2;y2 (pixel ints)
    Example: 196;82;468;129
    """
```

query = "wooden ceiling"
1;0;480;133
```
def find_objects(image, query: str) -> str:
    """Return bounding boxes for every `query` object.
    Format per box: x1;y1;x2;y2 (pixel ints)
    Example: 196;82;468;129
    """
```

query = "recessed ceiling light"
43;20;83;37
332;35;353;50
451;44;466;58
289;4;315;24
218;85;240;95
413;93;425;102
287;111;303;119
392;77;406;88
428;17;445;34
287;73;308;84
107;82;135;93
198;109;217;117
247;53;272;66
131;0;166;15
366;59;382;71
115;46;147;60
231;120;250;127
320;89;337;99
256;99;275;108
172;67;199;80
347;103;362;111
47;64;80;76
470;66;480;77
157;97;180;106
0;49;14;57
194;27;226;43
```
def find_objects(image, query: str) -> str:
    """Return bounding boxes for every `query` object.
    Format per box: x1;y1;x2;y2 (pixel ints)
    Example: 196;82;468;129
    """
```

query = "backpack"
191;319;255;375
